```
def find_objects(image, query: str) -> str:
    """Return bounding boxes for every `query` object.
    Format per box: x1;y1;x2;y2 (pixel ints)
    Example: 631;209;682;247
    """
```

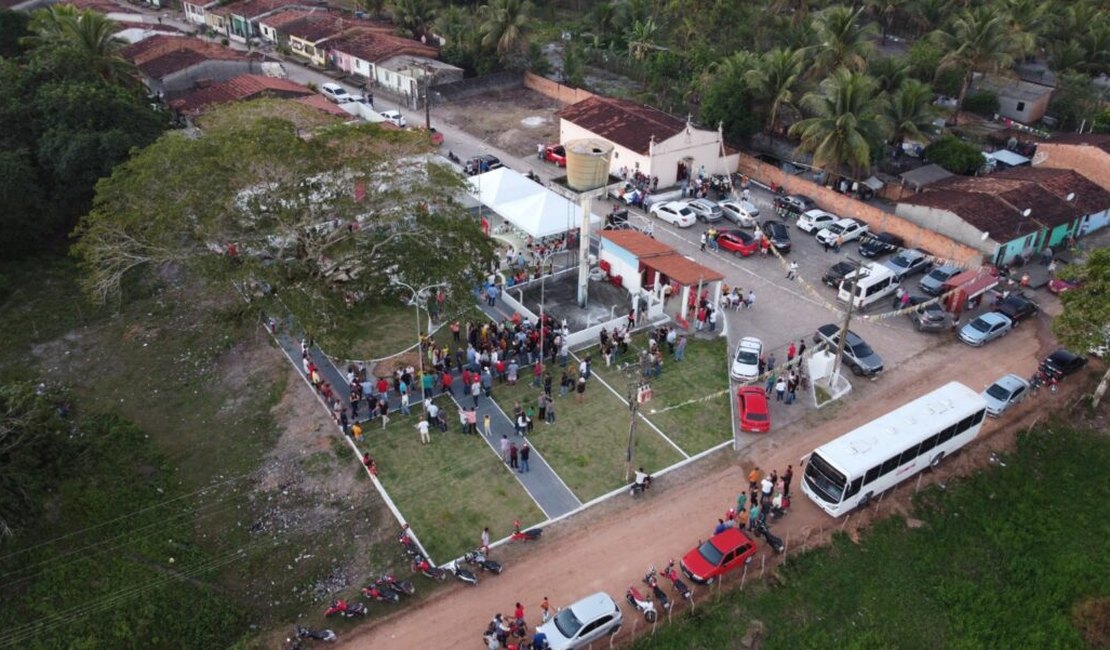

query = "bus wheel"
857;492;874;509
929;452;945;470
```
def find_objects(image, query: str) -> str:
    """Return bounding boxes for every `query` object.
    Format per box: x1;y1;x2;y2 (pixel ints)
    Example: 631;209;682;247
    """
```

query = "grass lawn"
633;423;1110;649
582;334;732;455
493;377;684;501
354;398;544;561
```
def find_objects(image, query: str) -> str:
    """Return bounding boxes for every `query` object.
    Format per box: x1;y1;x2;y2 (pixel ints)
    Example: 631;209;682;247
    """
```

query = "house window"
1016;101;1026;112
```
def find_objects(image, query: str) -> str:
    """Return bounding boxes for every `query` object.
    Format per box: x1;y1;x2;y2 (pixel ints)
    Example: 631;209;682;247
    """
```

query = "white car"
320;82;361;104
981;373;1030;417
730;336;762;381
796;209;839;233
720;200;757;227
536;591;623;649
379;110;407;127
816;218;869;246
650;201;696;228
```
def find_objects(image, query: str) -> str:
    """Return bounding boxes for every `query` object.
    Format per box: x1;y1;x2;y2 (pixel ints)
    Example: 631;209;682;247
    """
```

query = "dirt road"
339;317;1074;649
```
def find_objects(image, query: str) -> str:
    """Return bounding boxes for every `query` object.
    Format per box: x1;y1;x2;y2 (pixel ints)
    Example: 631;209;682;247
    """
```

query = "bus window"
971;409;985;426
880;455;899;475
919;433;940;454
899;443;921;465
864;465;880;485
845;477;863;498
956;413;977;434
938;423;958;444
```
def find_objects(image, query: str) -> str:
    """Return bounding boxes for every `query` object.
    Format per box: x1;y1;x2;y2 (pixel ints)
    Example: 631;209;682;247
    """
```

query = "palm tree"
999;0;1052;58
865;0;909;44
870;56;910;94
809;5;877;78
1047;39;1088;73
878;79;938;148
24;6;133;86
626;17;660;62
932;6;1018;125
392;0;435;42
434;5;474;50
745;48;804;136
478;0;533;60
789;67;883;182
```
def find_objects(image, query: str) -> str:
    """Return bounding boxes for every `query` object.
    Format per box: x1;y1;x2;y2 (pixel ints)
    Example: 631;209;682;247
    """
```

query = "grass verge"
632;422;1110;649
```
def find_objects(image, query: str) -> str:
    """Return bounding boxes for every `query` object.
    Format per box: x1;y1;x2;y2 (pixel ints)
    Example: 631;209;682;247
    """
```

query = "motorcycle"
446;559;478;586
464;549;504;574
510;527;542;542
323;599;367;619
447;150;461;164
630;473;653;496
643;567;671;612
753;520;785;554
378;573;416;596
361;582;401;604
662;559;692;602
399;525;422;559
769;494;791;521
625;586;658;623
294;624;337;643
411;555;447;581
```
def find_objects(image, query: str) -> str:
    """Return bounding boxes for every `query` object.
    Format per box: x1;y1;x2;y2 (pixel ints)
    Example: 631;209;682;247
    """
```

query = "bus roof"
811;382;986;476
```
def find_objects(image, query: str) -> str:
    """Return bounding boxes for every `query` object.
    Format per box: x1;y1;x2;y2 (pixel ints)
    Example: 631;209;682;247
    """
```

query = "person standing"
775;377;786;401
787;260;799;280
537;143;544;160
520;442;531;473
509;442;519;469
575;375;587;403
378;400;391;429
761;474;774;501
748;502;761;530
466;407;478;435
545;399;556;424
540;596;552;623
483;413;492;437
787;341;797;362
748;466;761;492
675;335;687;361
782;465;794;498
415;416;430;444
471;378;481;407
500;434;510;463
480;526;491;553
400;390;411;416
747;289;755;308
834;234;843;253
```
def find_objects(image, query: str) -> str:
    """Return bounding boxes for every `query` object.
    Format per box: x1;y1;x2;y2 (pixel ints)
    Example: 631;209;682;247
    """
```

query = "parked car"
822;260;864;288
883;249;933;280
686;198;724;223
774;194;816;217
1047;277;1083;295
736;387;771;432
544;144;567;166
320;82;360;104
608;182;643;206
535;591;623;650
731;337;762;381
858;231;905;258
906;296;950;332
680;527;758;584
465;154;503;176
758;221;792;254
815;218;869;246
795;209;839;234
720;200;757;227
919;265;961;295
982;373;1030;417
958;312;1013;347
739;199;760;217
1039;348;1087;380
717;229;759;256
994;293;1039;324
813;323;884;376
650;201;697;227
379;110;407;127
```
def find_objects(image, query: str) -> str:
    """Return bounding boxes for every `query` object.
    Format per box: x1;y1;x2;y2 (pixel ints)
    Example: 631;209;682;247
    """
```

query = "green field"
633;423;1110;649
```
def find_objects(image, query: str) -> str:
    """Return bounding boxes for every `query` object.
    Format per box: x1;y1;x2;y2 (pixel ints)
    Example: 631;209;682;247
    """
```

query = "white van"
320;82;361;104
837;262;900;310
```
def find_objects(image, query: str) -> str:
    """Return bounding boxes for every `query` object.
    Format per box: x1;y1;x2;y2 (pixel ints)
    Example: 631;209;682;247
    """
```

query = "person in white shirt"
415;417;430;444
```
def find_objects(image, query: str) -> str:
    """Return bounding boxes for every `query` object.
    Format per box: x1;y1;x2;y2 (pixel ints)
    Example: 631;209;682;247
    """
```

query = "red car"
544;144;567;167
736;387;770;432
680;527;757;584
717;229;759;257
1047;278;1082;295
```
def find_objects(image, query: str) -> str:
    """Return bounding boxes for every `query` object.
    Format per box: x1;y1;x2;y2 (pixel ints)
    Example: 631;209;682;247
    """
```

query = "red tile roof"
557;96;688;155
293;94;351;117
169;74;312;114
641;253;724;285
284;14;348;43
1041;132;1110;155
600;230;672;258
123;34;243;65
64;0;125;13
258;8;315;29
326;29;438;64
207;0;286;19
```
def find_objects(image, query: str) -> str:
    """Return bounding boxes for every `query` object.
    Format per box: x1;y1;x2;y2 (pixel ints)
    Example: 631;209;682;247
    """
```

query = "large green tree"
808;5;877;78
932;7;1018;125
745;47;804;136
479;0;533;63
1053;248;1110;407
72;102;494;338
789;68;883;182
700;51;762;144
879;79;938;147
24;5;134;86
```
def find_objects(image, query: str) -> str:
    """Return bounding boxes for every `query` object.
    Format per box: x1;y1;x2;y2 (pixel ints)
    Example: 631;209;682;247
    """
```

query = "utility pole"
622;356;648;482
831;257;864;380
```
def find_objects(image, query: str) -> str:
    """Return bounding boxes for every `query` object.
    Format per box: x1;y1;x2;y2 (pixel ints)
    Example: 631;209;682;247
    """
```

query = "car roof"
1048;348;1080;362
873;232;901;242
978;312;1011;324
709;527;755;550
737;386;766;397
831;218;858;227
567;592;617;619
692;198;715;206
739;336;762;350
895;248;926;259
993;373;1029;390
803;209;835;217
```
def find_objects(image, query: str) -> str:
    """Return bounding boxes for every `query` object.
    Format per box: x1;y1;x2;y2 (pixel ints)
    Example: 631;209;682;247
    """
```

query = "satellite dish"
1022;208;1032;217
1066;192;1076;201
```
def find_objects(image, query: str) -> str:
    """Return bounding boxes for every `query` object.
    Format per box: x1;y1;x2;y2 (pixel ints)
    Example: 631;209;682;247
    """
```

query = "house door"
1046;223;1071;247
676;160;690;182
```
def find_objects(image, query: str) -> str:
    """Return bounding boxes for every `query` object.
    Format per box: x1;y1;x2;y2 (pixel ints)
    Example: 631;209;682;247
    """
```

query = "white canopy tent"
466;167;601;239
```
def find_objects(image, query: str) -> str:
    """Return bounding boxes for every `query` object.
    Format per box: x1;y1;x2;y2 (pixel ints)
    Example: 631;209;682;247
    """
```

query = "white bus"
801;381;987;517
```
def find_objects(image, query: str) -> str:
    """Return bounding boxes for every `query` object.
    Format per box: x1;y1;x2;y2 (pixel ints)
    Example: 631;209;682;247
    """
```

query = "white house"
557;96;740;188
326;31;461;100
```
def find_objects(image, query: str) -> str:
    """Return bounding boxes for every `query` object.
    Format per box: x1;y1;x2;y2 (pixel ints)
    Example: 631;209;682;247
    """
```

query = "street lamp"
393;279;447;412
536;248;567;365
831;257;864;381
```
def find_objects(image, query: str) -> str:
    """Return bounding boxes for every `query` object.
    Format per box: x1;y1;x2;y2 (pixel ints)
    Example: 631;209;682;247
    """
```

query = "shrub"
924;135;984;175
962;90;999;116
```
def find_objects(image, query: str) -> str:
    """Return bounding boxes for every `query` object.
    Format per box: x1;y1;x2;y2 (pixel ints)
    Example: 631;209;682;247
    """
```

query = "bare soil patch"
435;87;563;158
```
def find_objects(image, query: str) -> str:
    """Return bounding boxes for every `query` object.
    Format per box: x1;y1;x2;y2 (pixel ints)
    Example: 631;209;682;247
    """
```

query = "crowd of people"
483;596;553;650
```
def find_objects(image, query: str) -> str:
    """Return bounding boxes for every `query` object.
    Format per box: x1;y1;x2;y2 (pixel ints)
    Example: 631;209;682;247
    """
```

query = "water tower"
561;139;614;307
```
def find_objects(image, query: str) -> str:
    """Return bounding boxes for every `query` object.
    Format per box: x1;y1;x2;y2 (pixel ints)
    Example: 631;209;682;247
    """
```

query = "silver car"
686;198;724;223
536;591;623;650
919;265;961;295
981;373;1030;417
958;312;1013;347
720;200;757;227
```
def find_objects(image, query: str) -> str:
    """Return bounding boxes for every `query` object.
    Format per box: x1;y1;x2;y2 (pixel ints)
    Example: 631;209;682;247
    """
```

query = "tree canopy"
923;135;983;175
72;101;495;338
1053;248;1110;407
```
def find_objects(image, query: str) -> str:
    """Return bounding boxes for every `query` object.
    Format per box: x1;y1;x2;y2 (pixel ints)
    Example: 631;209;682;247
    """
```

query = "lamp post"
536;248;566;365
831;257;864;381
393;279;447;413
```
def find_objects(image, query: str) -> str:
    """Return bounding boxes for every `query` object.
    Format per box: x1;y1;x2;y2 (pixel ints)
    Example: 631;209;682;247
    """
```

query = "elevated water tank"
565;139;613;192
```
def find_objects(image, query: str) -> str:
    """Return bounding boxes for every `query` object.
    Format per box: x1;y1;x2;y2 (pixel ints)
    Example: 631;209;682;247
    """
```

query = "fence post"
760;555;766;579
841;513;851;530
740;563;748;591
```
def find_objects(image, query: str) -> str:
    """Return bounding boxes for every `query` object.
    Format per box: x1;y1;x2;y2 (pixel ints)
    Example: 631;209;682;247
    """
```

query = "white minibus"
837;262;899;310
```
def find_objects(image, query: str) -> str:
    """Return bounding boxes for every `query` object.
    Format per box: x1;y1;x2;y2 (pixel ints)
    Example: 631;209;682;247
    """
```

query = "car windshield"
698;540;724;567
849;342;875;357
970;318;991;333
553;608;584;638
736;350;758;365
676;206;693;216
986;384;1012;400
803;452;846;503
828;224;845;234
892;255;911;267
927;268;951;281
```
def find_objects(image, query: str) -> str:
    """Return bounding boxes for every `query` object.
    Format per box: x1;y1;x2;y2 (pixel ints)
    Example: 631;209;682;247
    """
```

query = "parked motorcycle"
294;624;337;643
378;573;415;596
411;555;447;581
509;527;542;542
446;559;478;586
361;582;400;604
753;520;785;554
643;568;671;612
447;150;461;164
323;599;367;619
399;525;422;559
626;586;658;623
662;559;692;602
769;493;791;521
464;549;504;574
